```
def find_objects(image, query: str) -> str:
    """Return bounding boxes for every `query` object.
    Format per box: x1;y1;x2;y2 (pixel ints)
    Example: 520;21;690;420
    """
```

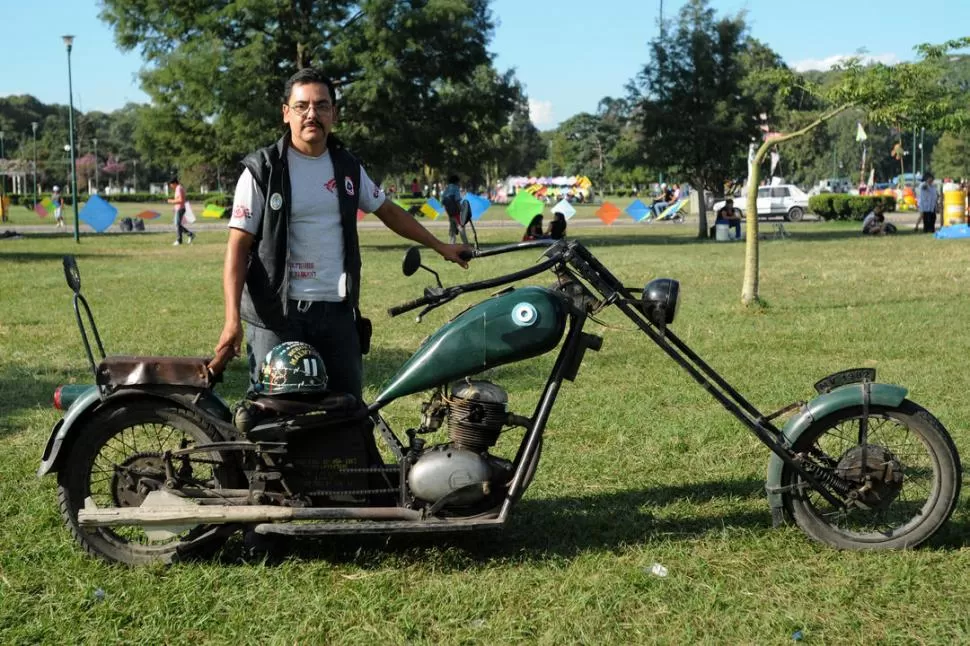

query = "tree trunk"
694;178;708;238
741;104;853;306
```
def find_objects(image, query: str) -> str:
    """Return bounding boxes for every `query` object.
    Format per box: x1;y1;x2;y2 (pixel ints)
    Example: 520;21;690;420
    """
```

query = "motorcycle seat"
96;355;213;389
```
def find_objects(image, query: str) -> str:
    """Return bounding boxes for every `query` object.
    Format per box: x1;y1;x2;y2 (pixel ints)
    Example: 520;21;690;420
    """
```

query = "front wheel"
57;400;241;565
781;401;960;549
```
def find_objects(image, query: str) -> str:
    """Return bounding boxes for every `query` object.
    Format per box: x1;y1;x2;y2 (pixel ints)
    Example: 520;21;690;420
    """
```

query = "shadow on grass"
215;477;774;567
0;251;124;263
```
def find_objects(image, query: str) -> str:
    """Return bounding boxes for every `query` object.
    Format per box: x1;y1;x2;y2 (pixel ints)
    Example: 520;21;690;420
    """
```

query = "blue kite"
625;199;652;222
79;195;118;233
464;193;491;221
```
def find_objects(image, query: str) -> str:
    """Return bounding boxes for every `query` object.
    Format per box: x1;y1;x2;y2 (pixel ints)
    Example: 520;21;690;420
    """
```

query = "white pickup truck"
712;185;810;222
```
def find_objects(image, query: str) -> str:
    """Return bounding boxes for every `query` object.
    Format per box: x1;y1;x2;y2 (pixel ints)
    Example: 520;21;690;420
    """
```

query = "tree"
100;0;520;180
740;39;970;306
930;132;970;180
631;0;759;238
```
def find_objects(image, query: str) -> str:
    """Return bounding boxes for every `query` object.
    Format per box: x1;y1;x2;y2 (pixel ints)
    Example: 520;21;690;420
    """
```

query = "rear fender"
764;382;908;521
37;386;235;478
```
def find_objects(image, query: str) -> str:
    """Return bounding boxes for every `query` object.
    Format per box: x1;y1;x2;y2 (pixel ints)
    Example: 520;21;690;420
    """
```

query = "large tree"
100;0;519;179
631;0;759;237
930;131;970;180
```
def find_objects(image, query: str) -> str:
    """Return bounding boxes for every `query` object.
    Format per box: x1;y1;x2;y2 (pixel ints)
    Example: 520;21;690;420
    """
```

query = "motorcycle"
40;239;961;565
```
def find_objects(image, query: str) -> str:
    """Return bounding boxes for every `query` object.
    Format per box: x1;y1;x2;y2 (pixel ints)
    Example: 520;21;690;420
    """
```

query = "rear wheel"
57;400;240;565
786;206;804;221
781;401;960;549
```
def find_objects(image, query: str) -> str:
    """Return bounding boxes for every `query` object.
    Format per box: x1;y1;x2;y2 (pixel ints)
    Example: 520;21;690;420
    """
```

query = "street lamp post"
31;121;38;206
0;130;5;196
63;35;80;243
132;160;137;192
92;137;98;193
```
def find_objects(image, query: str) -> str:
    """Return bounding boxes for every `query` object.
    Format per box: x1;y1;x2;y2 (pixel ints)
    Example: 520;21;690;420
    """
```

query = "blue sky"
2;1;967;129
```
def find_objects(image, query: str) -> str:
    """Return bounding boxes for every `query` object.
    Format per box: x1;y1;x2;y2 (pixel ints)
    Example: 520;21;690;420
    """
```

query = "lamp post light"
31;121;38;206
92;137;98;193
62;34;81;243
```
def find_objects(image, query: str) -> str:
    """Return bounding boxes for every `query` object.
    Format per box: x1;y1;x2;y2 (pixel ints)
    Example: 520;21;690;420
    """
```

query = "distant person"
862;202;896;235
52;186;65;229
715;198;742;239
917;173;939;233
652;183;674;217
546;211;567;240
441;174;468;245
523;214;544;241
411;177;421;198
167;176;194;245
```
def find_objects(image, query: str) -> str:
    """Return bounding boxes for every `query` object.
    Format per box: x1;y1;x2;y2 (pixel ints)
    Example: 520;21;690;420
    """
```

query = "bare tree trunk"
741;104;853;306
694;178;708;238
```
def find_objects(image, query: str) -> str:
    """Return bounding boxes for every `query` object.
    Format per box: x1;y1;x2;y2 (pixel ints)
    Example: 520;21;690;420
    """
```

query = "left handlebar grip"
458;249;475;262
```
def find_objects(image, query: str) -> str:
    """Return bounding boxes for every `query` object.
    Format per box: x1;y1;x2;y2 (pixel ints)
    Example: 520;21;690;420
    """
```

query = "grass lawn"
2;221;970;643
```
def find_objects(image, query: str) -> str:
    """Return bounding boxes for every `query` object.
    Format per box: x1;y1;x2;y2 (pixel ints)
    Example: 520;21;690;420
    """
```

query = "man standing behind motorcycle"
215;67;470;397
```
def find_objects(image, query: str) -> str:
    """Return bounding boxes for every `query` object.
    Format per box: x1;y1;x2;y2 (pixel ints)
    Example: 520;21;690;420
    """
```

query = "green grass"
2;222;970;644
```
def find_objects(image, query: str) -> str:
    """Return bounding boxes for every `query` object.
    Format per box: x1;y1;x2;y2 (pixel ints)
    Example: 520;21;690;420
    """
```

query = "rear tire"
781;401;960;550
57;400;240;565
786;206;804;222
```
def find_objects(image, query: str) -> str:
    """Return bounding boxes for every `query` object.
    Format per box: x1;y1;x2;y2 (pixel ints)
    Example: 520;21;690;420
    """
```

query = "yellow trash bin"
943;183;967;227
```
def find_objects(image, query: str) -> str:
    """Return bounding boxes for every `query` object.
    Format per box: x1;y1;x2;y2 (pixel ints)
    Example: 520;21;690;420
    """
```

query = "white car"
712;185;810;222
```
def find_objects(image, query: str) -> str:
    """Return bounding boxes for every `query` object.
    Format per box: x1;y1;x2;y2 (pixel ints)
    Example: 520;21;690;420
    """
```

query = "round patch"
269;193;283;210
512;303;537;327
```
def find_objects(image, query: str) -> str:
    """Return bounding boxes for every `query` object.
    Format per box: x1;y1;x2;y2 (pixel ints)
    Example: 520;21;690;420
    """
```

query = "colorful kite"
135;210;161;219
79;194;118;233
202;204;226;219
625;199;651;222
595;202;621;225
551;198;577;221
34;197;55;218
506;191;544;226
420;197;444;220
463;194;491;221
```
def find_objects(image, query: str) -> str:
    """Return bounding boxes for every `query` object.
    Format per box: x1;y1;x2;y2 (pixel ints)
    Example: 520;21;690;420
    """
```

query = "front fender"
37;386;234;478
764;382;908;518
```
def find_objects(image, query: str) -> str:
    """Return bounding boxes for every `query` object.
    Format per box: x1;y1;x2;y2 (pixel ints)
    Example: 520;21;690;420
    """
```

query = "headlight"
641;278;680;327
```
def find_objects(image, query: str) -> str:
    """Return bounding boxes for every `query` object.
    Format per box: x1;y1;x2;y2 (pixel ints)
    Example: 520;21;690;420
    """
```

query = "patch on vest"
269;193;283;210
344;176;355;196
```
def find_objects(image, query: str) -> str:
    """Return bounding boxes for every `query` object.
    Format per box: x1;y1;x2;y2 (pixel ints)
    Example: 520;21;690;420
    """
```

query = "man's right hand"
215;321;243;360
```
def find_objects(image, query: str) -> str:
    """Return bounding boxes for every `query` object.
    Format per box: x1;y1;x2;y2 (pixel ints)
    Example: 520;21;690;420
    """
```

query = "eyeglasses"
287;101;333;116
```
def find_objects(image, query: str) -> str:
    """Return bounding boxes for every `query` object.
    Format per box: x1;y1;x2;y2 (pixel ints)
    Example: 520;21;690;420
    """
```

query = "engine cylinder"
447;380;508;453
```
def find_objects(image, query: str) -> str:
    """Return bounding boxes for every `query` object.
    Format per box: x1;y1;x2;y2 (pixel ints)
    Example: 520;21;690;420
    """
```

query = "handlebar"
387;294;433;317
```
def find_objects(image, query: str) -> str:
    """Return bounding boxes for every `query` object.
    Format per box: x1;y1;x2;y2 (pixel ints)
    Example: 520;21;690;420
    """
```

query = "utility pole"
92;137;99;193
920;127;925;176
31;121;39;205
912;127;917;184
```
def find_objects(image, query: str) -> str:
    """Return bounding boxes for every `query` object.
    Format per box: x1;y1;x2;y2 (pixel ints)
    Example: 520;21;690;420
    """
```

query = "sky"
2;0;968;130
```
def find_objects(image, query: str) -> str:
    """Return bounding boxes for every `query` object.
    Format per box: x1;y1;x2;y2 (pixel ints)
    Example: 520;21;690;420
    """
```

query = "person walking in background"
168;176;194;245
917;173;939;233
441;174;468;245
52;186;65;229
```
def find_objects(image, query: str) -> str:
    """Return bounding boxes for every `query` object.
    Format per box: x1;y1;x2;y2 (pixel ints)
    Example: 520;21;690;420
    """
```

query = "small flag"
624;199;651;222
770;149;781;175
79;194;118;233
506;191;544;226
595;202;622;225
856;122;868;142
419;201;441;220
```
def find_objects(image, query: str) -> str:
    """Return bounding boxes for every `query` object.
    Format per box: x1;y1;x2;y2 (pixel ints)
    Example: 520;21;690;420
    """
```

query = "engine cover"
408;446;491;505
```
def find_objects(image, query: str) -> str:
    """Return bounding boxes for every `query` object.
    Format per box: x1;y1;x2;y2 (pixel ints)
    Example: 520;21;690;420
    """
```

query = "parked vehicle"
40;242;961;565
712;184;811;221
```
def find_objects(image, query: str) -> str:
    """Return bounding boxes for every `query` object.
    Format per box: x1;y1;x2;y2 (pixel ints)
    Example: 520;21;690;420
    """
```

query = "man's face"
283;82;336;147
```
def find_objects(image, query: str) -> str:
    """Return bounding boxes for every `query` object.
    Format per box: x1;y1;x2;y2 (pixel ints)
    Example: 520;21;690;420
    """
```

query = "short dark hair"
448;174;460;184
168;176;179;185
283;68;337;104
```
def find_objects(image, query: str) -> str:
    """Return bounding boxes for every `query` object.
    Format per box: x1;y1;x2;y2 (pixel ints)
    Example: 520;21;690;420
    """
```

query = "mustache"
302;118;324;129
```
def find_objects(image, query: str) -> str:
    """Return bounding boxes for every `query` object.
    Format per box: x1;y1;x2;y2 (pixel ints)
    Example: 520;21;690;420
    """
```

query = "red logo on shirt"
324;178;337;193
232;205;251;220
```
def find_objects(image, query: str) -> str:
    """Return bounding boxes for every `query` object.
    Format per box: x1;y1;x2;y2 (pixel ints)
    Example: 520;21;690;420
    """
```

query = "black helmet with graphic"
259;341;328;395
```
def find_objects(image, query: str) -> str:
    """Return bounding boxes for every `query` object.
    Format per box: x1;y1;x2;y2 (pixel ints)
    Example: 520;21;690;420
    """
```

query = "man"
917;173;938;233
52;186;65;229
167;176;194;245
862;202;895;235
215;67;469;398
441;174;468;245
715;198;742;239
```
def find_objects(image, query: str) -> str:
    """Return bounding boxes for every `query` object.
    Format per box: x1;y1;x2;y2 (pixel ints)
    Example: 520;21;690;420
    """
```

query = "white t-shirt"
229;147;385;302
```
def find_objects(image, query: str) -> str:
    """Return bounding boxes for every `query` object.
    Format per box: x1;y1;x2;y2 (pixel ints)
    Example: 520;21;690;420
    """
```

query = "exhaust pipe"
78;495;422;528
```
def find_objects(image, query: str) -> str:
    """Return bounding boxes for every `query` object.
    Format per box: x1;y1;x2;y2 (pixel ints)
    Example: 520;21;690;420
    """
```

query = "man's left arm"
373;200;470;267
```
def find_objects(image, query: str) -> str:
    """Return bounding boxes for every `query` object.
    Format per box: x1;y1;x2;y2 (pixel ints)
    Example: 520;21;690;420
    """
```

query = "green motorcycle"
40;240;961;565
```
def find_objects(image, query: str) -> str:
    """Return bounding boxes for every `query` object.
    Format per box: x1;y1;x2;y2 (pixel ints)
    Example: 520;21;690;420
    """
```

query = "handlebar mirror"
402;247;422;276
459;200;473;227
63;255;81;294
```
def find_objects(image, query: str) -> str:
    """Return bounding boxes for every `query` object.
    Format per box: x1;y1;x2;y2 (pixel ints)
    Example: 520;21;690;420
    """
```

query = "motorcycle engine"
408;380;514;506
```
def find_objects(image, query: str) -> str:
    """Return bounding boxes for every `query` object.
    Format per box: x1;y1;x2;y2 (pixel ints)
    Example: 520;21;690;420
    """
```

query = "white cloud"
528;99;556;129
792;53;900;72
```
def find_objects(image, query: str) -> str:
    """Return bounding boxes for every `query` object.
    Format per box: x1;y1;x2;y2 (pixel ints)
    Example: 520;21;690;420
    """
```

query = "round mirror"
63;255;81;294
459;199;473;226
402;246;422;276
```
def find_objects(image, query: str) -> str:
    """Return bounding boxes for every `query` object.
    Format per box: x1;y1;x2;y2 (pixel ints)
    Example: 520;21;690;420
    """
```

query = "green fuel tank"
374;286;567;405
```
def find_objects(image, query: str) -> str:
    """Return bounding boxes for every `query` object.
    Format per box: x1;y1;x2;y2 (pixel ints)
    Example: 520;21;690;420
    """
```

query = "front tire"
57;400;240;565
781;401;960;549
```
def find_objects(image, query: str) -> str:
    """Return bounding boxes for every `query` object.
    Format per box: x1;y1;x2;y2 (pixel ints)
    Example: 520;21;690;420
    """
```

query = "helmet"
53;186;60;192
259;341;328;395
